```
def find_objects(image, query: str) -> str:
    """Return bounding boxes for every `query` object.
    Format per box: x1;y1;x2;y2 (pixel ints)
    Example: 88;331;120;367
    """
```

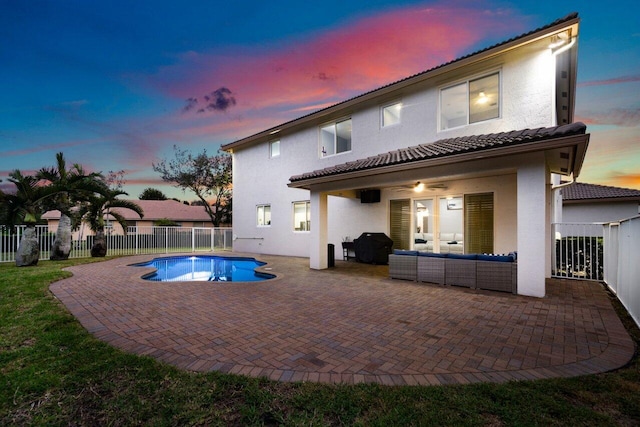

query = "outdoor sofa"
389;250;517;293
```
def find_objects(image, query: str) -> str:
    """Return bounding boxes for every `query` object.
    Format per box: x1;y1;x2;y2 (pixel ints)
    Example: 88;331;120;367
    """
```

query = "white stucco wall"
562;202;640;223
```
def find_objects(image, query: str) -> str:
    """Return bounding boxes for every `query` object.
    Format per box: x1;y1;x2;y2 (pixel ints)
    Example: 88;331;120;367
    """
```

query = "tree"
1;171;60;266
78;186;144;257
139;187;168;200
37;152;106;260
153;146;232;226
105;169;126;191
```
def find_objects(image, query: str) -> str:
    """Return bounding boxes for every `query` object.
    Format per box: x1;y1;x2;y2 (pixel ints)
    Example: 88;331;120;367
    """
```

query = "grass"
1;259;639;426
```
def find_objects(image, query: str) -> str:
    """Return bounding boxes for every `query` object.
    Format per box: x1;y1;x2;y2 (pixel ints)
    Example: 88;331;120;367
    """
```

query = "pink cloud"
0;139;95;158
578;75;640;87
576;108;640;127
152;2;525;118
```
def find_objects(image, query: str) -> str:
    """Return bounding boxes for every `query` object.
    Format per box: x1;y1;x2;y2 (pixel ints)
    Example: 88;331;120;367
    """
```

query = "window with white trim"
440;72;500;130
257;204;271;226
270;140;280;158
320;119;351;157
382;102;402;127
293;201;310;231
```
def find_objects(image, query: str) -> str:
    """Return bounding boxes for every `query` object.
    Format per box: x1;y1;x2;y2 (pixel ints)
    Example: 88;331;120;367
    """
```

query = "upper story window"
257;204;271;226
439;72;500;131
270;140;280;158
293;201;310;231
382;102;402;127
320;118;351;157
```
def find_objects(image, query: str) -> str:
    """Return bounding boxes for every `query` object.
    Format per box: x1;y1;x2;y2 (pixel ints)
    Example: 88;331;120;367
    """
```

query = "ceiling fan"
390;182;448;192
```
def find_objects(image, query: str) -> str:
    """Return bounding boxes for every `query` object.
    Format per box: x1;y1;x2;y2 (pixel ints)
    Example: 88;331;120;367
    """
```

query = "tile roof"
290;122;587;183
43;199;213;222
114;199;212;221
561;182;640;201
223;13;579;151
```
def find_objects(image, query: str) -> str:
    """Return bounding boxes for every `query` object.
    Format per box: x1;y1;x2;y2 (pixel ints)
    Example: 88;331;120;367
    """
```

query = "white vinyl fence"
602;216;640;329
0;225;233;263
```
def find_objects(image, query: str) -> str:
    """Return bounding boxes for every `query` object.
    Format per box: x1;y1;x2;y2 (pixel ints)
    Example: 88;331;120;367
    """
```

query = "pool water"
134;256;274;282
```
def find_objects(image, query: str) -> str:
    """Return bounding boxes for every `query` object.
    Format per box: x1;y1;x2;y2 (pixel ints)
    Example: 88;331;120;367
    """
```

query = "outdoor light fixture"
549;31;569;49
414;182;425;192
549;31;575;56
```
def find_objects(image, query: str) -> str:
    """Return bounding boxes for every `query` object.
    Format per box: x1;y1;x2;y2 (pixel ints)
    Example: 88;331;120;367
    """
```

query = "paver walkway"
49;253;635;386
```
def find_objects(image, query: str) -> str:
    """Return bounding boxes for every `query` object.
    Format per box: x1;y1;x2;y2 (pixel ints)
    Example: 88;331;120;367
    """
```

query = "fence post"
16;226;21;257
192;228;195;252
211;228;215;252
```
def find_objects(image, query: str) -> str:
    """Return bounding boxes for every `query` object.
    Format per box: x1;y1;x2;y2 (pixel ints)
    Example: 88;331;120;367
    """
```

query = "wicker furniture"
389;250;517;293
388;252;418;281
417;252;446;284
444;254;477;288
476;254;518;293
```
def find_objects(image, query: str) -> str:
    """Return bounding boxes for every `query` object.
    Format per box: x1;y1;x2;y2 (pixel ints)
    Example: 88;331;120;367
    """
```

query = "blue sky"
1;0;639;200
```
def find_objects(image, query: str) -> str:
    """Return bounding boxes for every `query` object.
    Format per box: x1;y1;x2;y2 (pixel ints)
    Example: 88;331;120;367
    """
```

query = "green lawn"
1;259;639;426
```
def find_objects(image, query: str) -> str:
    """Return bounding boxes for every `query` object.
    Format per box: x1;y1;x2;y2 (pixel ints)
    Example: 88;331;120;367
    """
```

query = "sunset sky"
1;0;639;201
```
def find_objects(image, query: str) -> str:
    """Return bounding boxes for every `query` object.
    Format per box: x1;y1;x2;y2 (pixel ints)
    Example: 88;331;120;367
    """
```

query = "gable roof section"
561;182;640;203
43;199;212;222
114;199;212;221
289;122;589;188
222;13;580;153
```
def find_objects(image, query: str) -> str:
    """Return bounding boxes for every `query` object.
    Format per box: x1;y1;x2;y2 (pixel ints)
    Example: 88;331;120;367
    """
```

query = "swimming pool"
134;256;275;282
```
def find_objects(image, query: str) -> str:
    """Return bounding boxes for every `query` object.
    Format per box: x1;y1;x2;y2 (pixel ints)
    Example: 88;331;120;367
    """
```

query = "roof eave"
564;197;640;204
287;133;589;190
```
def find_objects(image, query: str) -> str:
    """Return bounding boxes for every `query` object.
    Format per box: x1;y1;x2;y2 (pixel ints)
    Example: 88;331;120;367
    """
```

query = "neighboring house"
221;13;590;297
559;182;640;223
43;199;214;237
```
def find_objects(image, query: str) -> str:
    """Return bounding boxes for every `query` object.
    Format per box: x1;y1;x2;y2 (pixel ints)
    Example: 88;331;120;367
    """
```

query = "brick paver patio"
49;253;635;385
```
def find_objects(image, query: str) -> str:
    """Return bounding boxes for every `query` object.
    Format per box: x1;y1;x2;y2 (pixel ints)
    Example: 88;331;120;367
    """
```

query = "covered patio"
289;123;590;298
50;253;634;385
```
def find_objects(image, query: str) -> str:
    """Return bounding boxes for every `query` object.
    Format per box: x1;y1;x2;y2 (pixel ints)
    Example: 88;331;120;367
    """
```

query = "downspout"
551;174;575;190
551;174;575;224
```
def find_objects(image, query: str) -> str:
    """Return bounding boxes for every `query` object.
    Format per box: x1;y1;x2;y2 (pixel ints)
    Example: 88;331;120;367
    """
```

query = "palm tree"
1;171;60;266
37;152;106;260
79;188;144;257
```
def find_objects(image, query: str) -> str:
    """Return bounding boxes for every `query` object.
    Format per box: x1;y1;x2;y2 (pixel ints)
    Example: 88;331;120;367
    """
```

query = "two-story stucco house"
222;13;590;297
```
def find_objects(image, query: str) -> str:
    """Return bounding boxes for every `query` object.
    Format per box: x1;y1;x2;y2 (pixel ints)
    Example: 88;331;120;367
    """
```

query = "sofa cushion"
440;233;455;241
447;253;477;260
477;254;514;262
393;249;419;256
418;252;448;258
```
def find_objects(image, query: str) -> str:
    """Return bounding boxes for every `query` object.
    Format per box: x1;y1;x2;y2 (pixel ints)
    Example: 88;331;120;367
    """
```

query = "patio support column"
517;155;548;297
309;191;328;270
